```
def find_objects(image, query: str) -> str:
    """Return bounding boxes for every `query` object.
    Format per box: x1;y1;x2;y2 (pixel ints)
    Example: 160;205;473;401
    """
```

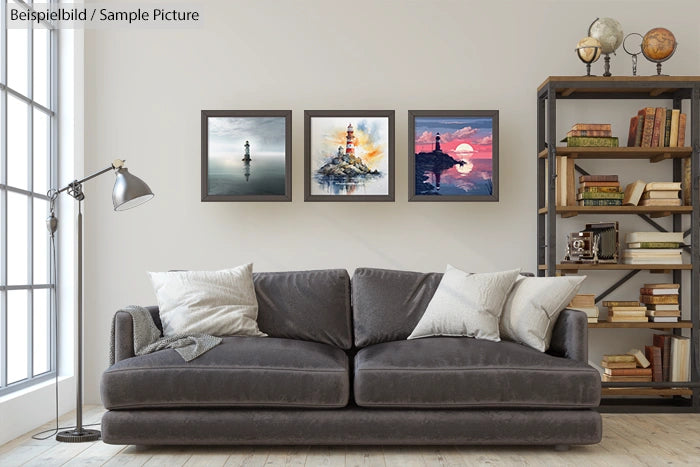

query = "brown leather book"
627;115;639;147
640;107;656;147
645;345;663;383
571;123;611;131
640;295;679;304
579;175;619;183
603;368;652;376
651;107;665;147
653;334;672;381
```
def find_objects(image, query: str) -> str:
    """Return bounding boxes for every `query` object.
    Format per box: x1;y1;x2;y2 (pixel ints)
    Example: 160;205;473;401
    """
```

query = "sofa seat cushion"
101;337;349;409
354;337;600;409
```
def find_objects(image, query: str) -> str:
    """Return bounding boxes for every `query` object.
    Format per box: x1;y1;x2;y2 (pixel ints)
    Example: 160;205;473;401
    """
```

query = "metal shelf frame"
536;76;700;412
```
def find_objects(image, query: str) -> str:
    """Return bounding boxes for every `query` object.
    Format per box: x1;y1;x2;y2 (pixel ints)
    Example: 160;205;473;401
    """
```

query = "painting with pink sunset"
409;110;498;201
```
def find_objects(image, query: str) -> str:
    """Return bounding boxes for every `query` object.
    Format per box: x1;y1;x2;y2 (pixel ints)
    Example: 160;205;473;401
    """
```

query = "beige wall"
83;0;700;402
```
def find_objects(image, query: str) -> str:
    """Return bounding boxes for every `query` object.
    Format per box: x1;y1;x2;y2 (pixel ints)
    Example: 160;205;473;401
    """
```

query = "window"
1;0;57;395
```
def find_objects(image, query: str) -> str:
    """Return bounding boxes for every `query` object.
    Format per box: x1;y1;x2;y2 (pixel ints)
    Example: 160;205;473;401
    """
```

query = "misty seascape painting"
206;115;288;198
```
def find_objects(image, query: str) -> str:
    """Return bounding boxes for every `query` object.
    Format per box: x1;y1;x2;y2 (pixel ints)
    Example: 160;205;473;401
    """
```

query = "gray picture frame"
201;110;292;202
304;110;395;202
408;110;499;202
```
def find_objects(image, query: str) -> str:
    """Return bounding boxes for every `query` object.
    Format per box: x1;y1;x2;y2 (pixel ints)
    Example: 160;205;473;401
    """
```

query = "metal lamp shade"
112;167;154;211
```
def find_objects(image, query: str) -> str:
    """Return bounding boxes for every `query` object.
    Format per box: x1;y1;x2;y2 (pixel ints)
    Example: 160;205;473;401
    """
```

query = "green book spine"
565;136;619;147
664;108;672;147
580;186;622;193
577;192;625;200
577;199;623;206
629;242;681;248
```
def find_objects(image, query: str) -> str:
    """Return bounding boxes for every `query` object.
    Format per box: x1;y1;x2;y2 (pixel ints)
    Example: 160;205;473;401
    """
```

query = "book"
608;317;648;323
568;294;596;307
640;107;656;148
646;310;681;317
579;180;620;188
623;257;683;265
627;242;681;249
653;334;673;381
603;368;652;376
623;249;682;256
669;109;680;147
569;306;600;318
678;113;687;146
565;136;619;147
640;295;679;305
626;232;684;244
622;180;646;205
627;348;651;368
567;129;613;137
641;190;680;199
579;175;619;183
634;112;645;147
683;157;690;206
639;198;682;207
670;335;690;382
579;186;622;193
602;374;652;382
644;283;680;289
576;192;624;200
607;306;647;312
645;182;681;191
587;317;598;323
571;123;611;131
602;354;636;363
651;107;665;147
577;199;623;206
627;115;639;147
663;108;672;147
601;361;637;369
602;301;640;307
649;316;679;323
645;345;663;382
646;304;680;311
639;288;679;295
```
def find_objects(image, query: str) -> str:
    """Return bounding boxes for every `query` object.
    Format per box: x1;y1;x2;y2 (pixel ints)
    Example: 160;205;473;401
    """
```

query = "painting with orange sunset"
411;111;498;201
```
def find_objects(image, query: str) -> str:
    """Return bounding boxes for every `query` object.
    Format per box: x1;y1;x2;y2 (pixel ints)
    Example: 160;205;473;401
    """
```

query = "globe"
588;17;624;54
576;37;602;63
642;28;677;61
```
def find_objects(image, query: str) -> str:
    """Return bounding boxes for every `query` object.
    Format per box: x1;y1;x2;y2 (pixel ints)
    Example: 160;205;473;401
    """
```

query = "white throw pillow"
407;265;521;342
148;263;266;337
499;275;586;352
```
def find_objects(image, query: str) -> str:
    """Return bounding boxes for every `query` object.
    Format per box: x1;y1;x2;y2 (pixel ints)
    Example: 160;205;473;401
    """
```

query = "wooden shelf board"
589;320;692;329
537;147;691;160
538;206;691;217
538;76;700;95
602;387;693;397
539;264;691;271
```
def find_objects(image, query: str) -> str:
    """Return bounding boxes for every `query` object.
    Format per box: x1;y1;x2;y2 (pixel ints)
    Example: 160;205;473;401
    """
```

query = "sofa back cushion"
352;268;442;347
254;269;352;349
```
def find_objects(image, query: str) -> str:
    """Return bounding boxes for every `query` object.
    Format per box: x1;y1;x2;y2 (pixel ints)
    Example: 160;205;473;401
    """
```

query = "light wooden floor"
1;406;699;466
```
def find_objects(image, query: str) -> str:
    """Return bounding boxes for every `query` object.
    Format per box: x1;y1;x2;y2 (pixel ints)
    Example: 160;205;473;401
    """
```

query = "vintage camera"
564;222;619;264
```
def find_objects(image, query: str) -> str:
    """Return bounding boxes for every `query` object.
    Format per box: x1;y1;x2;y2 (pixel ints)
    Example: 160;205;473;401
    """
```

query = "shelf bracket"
651;153;672;163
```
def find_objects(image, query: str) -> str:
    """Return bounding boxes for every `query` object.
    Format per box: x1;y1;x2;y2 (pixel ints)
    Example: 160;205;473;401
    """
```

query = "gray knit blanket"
109;305;222;364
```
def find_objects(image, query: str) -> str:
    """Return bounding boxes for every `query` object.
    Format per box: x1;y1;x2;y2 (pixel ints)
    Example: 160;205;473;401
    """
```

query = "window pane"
7;290;29;384
7;192;29;285
7;28;29;96
33;110;49;195
33;26;49;108
8;95;29;191
34;198;49;283
33;289;50;376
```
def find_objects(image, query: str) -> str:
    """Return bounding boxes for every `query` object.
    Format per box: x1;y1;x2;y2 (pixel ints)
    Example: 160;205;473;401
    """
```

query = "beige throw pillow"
499;275;586;352
407;265;521;342
148;263;266;338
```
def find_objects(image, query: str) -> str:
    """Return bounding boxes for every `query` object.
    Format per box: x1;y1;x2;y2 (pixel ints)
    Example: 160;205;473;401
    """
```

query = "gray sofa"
101;268;602;446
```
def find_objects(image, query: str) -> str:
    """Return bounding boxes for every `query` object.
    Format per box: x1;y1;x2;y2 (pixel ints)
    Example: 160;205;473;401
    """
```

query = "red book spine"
627;116;639;147
651;107;665;147
640;107;656;148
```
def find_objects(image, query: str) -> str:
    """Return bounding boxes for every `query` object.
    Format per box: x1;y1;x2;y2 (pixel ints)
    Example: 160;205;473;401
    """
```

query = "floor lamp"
48;159;154;442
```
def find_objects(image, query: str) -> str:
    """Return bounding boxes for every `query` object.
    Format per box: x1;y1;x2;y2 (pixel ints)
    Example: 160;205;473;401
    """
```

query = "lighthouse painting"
305;110;395;201
409;110;499;202
202;110;292;201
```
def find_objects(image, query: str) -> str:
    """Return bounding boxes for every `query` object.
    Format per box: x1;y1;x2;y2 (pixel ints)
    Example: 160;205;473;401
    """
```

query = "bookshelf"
537;76;700;413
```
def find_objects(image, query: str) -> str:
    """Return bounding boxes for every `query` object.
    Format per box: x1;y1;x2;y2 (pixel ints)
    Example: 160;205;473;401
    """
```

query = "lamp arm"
54;159;126;195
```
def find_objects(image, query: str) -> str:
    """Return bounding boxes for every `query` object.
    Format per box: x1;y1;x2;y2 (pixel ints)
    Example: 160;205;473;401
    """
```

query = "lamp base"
56;428;101;442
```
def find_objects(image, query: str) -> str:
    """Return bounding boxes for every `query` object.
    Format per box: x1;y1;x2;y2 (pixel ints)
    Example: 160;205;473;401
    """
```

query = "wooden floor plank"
382;447;425;467
223;447;268;467
345;446;384;467
102;445;154;467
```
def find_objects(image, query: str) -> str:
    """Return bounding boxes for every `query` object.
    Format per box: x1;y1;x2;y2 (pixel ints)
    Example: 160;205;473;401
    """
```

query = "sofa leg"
554;444;570;452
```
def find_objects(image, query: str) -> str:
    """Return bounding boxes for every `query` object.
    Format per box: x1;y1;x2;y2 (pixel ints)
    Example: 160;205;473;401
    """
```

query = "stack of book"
563;123;618;147
600;351;651;382
603;300;647;323
567;294;599;323
577;175;622;206
622;231;684;264
646;334;690;382
640;283;680;323
639;182;682;207
627;107;686;148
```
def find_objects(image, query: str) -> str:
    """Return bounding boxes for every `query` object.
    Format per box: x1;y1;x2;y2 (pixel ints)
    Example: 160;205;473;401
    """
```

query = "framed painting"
408;110;498;201
201;110;292;201
304;110;395;201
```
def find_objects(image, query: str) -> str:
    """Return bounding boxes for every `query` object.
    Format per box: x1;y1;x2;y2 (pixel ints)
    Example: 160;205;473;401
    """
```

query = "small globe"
588;17;624;54
642;28;676;61
576;37;602;63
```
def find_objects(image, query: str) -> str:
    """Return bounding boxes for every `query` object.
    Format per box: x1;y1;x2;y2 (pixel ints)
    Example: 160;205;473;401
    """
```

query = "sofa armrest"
112;306;161;363
547;309;588;363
